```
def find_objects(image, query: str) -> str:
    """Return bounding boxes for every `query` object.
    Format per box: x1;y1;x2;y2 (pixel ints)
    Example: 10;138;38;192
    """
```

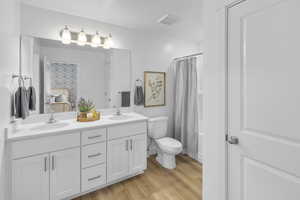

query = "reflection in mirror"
21;36;132;114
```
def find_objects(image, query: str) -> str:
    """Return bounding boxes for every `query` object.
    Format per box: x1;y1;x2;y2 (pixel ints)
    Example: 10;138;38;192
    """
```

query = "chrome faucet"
116;107;121;116
47;104;57;124
48;113;57;124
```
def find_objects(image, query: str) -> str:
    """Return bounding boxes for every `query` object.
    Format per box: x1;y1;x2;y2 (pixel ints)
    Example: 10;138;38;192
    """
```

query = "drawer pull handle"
126;140;129;151
88;135;102;139
51;155;55;171
44;157;48;172
88;153;102;158
88;175;101;181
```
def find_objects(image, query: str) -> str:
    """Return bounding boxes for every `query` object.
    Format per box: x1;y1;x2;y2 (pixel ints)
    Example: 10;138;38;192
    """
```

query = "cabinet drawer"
82;128;107;145
82;164;106;192
107;122;147;140
82;142;106;168
11;133;80;159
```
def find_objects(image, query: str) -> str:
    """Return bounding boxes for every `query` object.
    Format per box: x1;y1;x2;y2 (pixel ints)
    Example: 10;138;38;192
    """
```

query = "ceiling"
21;0;203;43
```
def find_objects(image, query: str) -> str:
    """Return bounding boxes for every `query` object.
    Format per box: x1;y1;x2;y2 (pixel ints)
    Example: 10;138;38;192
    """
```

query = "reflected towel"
11;93;15;117
15;87;29;119
121;91;131;107
28;86;36;110
134;86;144;105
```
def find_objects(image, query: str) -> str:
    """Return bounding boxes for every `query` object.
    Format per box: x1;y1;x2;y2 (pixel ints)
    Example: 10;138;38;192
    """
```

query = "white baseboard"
198;153;203;164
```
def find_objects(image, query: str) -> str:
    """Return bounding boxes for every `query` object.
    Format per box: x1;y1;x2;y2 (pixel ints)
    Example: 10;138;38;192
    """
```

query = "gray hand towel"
28;86;36;110
15;87;29;119
11;93;15;117
121;91;131;107
134;86;144;106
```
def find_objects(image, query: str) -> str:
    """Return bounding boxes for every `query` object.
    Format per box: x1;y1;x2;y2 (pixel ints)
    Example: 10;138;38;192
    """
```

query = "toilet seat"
156;137;183;154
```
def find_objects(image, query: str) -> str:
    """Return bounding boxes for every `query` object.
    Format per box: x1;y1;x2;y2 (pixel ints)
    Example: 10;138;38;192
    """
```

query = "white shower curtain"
169;57;199;160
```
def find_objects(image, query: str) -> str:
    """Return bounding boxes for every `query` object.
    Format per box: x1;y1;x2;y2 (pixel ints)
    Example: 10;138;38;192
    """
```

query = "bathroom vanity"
6;113;148;200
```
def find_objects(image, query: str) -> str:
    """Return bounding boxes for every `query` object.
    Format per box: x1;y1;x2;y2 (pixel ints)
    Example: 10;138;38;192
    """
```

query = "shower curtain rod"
173;52;203;61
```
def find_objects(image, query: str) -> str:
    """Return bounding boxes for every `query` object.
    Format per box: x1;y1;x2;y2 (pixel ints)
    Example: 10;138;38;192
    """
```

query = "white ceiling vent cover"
158;14;179;26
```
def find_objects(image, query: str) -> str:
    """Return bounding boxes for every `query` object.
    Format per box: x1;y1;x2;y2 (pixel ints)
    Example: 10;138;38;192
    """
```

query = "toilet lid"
156;137;182;149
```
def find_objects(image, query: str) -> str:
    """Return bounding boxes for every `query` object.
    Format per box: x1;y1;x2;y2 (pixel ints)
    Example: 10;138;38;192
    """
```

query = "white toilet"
148;117;183;169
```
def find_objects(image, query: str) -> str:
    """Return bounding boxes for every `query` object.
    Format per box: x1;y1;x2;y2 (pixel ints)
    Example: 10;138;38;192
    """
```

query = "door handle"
51;155;55;170
44;157;48;172
130;139;133;151
227;136;239;145
126;140;129;151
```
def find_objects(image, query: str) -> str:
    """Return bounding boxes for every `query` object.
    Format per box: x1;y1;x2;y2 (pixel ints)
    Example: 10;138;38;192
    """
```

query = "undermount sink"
109;114;133;121
30;122;70;131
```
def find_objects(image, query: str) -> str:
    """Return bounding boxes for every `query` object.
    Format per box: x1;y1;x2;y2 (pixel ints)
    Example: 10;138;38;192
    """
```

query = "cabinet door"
107;137;130;182
50;148;80;200
12;154;49;200
130;134;147;174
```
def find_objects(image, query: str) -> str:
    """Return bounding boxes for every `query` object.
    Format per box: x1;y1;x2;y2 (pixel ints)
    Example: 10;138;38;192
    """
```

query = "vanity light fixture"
60;26;113;48
91;31;101;48
77;29;87;46
61;25;71;44
103;33;114;49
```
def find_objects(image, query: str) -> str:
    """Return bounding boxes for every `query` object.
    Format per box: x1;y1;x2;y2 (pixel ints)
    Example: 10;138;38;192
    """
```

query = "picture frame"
144;71;166;107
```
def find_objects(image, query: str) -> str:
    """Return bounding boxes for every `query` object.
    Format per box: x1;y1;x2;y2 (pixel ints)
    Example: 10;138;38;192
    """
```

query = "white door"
12;154;49;200
130;134;147;173
50;148;80;200
228;0;300;200
107;137;130;182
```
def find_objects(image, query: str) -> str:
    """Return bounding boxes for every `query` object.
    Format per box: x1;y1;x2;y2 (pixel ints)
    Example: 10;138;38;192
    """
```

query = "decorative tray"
77;112;100;122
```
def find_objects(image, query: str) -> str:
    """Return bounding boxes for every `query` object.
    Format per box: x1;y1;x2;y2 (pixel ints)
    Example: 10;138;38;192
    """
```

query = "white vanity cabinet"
130;134;147;174
12;154;50;200
81;128;107;193
50;148;81;200
12;148;81;200
107;134;147;182
107;122;147;182
11;133;81;200
107;137;131;182
9;117;148;200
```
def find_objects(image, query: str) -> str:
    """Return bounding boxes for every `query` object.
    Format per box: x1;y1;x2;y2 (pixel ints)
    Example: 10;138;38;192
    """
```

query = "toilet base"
156;152;176;169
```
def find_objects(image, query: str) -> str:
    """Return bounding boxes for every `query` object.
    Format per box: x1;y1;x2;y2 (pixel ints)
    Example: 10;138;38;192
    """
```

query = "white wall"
0;0;20;199
203;0;228;200
197;55;204;162
20;4;202;118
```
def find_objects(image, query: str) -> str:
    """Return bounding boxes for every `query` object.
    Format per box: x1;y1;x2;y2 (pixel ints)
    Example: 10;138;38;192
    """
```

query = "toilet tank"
148;117;168;139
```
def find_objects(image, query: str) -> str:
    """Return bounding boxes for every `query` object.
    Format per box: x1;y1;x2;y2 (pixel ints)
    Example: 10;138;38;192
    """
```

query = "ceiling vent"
157;14;179;26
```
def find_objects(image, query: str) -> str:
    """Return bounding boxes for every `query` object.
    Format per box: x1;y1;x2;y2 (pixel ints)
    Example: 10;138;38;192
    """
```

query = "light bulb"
103;34;114;49
77;29;87;46
91;31;101;48
61;26;71;44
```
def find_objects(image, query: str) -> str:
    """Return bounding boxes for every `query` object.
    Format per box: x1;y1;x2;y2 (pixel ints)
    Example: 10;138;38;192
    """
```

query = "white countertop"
7;112;148;142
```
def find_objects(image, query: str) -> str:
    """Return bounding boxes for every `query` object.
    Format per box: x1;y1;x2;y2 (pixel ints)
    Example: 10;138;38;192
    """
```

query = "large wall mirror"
20;35;132;114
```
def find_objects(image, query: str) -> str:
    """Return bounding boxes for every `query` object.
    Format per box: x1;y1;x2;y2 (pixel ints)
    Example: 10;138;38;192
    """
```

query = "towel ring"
135;79;143;86
12;74;31;87
24;77;33;86
18;76;25;87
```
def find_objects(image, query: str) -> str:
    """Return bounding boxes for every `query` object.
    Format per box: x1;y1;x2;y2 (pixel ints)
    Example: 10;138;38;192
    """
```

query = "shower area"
168;53;204;162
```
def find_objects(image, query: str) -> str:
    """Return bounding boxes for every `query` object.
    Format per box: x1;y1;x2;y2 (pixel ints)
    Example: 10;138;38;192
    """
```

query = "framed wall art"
144;71;166;107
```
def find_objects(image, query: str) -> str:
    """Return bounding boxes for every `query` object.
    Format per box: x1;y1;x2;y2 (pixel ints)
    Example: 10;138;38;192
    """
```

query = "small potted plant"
77;97;96;121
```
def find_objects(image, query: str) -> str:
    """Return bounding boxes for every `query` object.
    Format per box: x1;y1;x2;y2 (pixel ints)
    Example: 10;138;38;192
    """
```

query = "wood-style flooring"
73;154;202;200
